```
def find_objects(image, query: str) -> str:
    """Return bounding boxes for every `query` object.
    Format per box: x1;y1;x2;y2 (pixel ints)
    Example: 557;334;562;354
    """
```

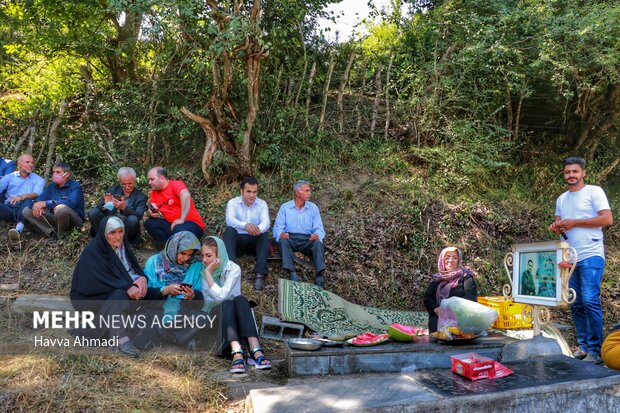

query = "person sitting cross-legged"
22;161;84;240
88;166;147;246
273;180;326;288
0;154;44;240
223;176;271;291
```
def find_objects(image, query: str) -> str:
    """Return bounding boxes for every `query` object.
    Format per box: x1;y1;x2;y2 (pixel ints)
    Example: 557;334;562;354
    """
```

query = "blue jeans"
569;256;604;355
0;199;34;223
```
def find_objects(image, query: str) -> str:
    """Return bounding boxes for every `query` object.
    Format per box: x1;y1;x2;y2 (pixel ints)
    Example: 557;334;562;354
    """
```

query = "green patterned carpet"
278;278;428;338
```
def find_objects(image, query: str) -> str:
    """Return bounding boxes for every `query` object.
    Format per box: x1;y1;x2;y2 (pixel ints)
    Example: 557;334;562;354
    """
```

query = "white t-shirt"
555;185;611;261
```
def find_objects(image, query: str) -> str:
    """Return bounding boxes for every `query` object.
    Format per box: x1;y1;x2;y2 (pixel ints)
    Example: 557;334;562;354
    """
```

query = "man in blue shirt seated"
0;154;45;240
0;156;17;203
223;176;271;291
22;161;84;240
87;166;147;245
273;180;327;288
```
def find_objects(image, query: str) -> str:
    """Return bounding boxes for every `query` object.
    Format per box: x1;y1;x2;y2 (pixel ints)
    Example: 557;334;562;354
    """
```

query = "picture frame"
511;241;564;306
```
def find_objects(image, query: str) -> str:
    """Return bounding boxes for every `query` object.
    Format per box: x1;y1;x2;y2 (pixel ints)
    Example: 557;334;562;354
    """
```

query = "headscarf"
204;236;229;287
70;215;145;300
154;231;201;285
103;217;141;281
432;247;470;304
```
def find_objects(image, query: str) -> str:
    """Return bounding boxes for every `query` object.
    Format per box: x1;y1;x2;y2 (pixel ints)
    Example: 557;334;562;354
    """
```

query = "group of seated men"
0;155;327;289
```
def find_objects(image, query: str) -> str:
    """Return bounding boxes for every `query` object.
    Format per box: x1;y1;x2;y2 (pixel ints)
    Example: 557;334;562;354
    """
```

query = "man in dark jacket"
88;167;147;245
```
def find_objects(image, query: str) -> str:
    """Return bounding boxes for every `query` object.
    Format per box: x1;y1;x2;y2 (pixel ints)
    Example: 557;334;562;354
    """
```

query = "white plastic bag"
439;296;498;335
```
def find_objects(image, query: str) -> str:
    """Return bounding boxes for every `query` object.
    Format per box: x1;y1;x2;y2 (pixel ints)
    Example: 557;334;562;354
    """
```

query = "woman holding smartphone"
141;231;205;347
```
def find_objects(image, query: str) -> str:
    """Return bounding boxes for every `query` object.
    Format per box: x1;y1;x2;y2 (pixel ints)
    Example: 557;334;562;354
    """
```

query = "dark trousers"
223;226;269;275
71;289;134;340
88;207;141;244
0;199;34;223
219;295;258;344
279;233;326;275
144;217;204;247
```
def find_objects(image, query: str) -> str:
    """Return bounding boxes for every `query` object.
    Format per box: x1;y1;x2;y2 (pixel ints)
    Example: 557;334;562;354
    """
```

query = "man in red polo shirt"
144;166;205;247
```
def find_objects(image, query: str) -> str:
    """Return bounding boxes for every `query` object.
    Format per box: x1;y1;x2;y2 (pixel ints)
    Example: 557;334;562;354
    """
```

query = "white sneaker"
8;228;21;241
572;348;587;359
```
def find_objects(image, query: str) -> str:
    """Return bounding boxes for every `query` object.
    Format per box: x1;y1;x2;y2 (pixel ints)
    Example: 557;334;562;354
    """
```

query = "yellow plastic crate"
477;296;533;329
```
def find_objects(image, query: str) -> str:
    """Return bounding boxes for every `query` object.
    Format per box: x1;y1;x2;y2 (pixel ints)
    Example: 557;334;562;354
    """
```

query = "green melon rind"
387;325;415;342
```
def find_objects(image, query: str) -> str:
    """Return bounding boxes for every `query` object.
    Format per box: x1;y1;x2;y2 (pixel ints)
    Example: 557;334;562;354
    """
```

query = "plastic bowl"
287;338;323;351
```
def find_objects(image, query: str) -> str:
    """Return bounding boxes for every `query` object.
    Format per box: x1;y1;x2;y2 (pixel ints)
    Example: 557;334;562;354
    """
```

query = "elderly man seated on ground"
0;154;44;240
273;180;326;288
22;161;84;240
144;166;205;248
88;166;147;245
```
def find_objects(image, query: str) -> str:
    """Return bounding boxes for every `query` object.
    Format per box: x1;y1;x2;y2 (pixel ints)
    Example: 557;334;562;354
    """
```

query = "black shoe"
289;272;300;282
118;340;140;358
46;233;59;244
315;275;325;289
254;273;266;291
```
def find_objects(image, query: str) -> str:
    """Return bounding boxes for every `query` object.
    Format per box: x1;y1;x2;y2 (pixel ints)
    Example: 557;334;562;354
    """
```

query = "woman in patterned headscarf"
423;247;478;332
143;231;204;315
201;236;272;373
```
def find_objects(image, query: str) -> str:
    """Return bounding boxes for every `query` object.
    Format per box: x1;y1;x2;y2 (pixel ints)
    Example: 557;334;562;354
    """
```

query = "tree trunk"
36;110;55;165
181;107;224;182
44;99;66;181
371;64;382;139
106;9;143;83
384;53;394;140
305;61;317;128
12;110;39;158
338;49;356;134
505;84;513;133
513;91;524;141
598;156;620;183
355;59;367;140
319;52;336;132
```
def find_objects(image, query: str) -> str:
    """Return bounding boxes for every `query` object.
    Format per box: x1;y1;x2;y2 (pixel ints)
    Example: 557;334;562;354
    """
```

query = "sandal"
230;348;246;374
247;346;272;370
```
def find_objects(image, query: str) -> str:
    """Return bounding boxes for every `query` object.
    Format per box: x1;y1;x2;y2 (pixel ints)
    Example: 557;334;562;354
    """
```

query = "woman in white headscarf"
70;216;147;357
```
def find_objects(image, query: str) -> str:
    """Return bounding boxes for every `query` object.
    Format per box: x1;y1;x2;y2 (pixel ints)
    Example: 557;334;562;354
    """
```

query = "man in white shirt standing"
224;176;270;291
550;157;613;364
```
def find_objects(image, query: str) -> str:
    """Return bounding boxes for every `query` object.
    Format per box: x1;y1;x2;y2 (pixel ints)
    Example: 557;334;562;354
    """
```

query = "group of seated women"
70;216;271;373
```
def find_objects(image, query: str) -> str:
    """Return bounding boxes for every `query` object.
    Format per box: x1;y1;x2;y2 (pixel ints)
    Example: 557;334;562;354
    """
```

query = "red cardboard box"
451;353;496;381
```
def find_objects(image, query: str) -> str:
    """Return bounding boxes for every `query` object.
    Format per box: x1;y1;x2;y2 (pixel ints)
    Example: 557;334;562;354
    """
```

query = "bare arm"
552;210;613;232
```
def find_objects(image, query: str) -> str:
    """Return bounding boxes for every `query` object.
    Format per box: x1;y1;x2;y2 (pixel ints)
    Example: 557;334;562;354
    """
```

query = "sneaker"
254;273;266;291
8;228;21;241
315;275;325;289
573;348;588;360
289;271;300;282
583;352;603;365
117;340;140;358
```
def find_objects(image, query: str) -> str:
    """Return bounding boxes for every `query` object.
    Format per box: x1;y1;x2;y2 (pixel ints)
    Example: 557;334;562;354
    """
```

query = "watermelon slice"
387;324;429;342
348;332;389;346
388;323;417;342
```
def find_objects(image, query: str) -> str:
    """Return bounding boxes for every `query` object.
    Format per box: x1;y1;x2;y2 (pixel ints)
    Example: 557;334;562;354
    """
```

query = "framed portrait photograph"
512;241;564;306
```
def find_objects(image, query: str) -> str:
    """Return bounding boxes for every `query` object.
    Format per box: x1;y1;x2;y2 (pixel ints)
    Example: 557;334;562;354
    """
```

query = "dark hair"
563;157;586;169
240;176;259;189
527;260;533;265
201;237;218;254
152;166;168;178
53;161;71;173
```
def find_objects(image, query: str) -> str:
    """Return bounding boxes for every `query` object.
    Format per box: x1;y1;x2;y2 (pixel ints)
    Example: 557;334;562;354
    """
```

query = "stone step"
286;333;513;377
247;355;620;413
11;294;72;314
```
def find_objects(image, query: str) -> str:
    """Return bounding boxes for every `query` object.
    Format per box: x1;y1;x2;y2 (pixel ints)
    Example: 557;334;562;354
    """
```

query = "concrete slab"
247;374;437;413
11;294;72;314
248;356;620;413
287;333;513;376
